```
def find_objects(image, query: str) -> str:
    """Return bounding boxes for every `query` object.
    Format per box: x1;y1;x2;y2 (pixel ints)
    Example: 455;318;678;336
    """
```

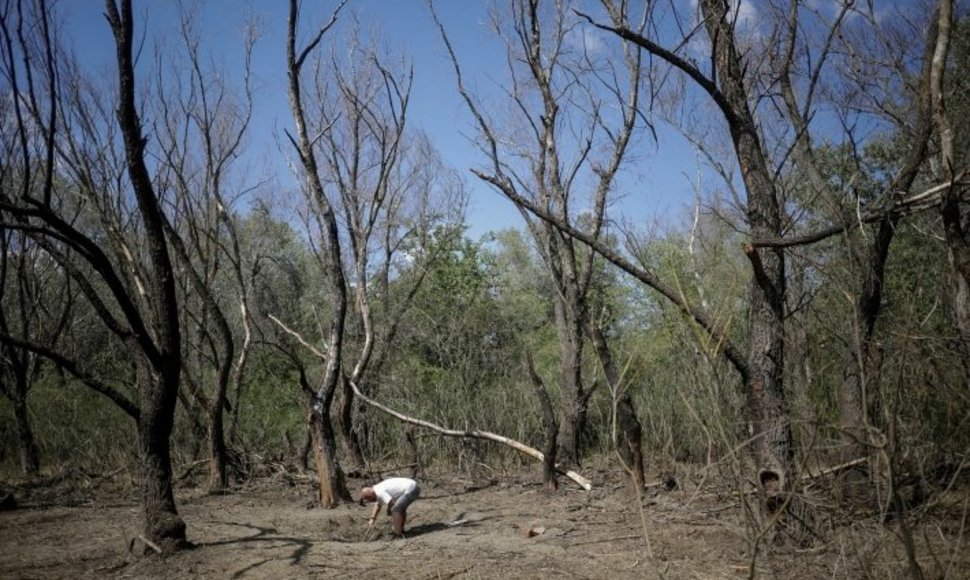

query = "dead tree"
526;352;559;490
283;0;468;505
933;1;970;388
566;0;953;526
152;7;260;493
283;0;353;509
0;228;72;475
432;0;644;470
0;0;191;551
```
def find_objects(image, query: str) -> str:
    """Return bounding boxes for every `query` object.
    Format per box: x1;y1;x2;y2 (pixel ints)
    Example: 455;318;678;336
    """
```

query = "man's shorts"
390;483;420;513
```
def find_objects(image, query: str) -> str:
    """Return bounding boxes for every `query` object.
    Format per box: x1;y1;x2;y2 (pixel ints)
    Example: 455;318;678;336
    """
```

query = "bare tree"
284;0;356;507
774;1;939;486
283;0;471;503
0;0;188;551
152;6;259;493
552;0;954;524
933;1;970;388
433;0;645;475
0;227;72;474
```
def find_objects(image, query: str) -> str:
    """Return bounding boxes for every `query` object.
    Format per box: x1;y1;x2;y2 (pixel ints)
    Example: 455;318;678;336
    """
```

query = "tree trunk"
337;376;365;468
206;403;229;493
942;192;970;389
699;0;796;516
12;387;40;475
616;394;645;490
555;299;587;467
526;352;558;491
308;398;350;508
788;255;817;454
586;320;644;489
745;248;793;515
106;0;187;551
833;217;896;503
136;358;186;552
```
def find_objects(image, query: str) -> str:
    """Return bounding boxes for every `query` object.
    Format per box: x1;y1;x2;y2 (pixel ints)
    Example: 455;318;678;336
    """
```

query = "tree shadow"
404;522;449;537
189;521;313;578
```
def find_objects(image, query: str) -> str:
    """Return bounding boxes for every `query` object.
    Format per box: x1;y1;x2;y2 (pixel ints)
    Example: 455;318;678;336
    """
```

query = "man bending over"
359;477;420;537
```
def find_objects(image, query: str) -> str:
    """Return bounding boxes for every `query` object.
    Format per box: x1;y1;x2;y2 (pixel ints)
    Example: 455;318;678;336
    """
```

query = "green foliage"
0;374;133;475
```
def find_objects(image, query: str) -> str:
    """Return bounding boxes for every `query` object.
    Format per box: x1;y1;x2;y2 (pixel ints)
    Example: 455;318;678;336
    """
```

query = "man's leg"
391;510;406;536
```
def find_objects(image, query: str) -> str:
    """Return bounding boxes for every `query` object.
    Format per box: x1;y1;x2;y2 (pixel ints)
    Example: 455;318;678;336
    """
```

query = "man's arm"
368;502;381;523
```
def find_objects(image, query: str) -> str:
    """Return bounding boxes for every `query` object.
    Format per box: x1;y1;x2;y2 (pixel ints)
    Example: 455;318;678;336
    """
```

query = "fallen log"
348;381;592;491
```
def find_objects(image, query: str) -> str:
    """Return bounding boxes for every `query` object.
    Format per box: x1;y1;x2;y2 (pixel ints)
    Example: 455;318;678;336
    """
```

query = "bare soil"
1;466;967;579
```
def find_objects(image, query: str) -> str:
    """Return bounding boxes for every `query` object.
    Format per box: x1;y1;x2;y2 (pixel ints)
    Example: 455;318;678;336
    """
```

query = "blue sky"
60;1;703;240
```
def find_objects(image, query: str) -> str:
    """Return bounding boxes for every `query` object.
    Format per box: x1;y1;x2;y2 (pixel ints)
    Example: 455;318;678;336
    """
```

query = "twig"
131;534;163;555
267;313;328;360
360;522;377;542
375;462;418;475
175;459;208;483
565;533;643;548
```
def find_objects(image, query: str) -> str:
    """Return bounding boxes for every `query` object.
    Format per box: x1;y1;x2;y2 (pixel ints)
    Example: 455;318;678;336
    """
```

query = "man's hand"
367;516;375;527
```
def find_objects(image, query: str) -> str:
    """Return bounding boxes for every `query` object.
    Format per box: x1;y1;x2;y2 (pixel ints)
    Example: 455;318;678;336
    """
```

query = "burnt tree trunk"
700;0;795;515
135;352;186;552
526;353;558;491
554;298;587;467
107;0;187;550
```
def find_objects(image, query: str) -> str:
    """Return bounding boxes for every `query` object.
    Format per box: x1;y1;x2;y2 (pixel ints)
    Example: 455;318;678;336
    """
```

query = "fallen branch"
801;457;868;480
131;534;163;555
175;459;208;484
348;380;592;491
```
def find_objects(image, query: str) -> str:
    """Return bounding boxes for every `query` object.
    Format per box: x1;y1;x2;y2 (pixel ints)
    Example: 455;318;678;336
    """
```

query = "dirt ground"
1;465;967;579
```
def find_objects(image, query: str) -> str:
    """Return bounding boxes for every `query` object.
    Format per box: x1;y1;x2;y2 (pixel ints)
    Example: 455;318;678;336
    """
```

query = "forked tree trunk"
308;398;350;508
697;0;795;517
106;0;188;551
936;0;969;389
837;217;896;496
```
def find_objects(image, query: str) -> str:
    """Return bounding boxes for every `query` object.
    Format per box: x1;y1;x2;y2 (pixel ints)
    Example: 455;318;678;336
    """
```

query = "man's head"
358;486;377;505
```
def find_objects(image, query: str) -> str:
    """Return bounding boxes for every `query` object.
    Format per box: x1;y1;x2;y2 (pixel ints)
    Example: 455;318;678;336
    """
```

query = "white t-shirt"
373;477;418;505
